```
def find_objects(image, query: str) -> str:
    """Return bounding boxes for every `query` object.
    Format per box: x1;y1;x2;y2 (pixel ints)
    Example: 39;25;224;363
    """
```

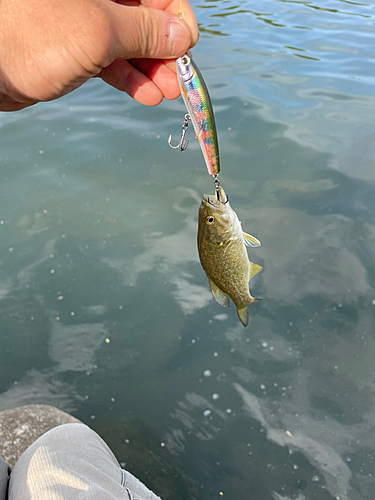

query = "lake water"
0;0;375;498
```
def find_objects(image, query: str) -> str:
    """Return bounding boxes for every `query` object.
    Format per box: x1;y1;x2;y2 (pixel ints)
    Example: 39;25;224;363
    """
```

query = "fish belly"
199;240;251;308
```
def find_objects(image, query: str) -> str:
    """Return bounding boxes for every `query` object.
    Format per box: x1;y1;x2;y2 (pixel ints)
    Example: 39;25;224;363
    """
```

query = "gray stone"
0;404;82;468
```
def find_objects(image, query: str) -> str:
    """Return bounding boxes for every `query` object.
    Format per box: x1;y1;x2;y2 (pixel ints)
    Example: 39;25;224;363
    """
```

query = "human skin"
0;0;199;111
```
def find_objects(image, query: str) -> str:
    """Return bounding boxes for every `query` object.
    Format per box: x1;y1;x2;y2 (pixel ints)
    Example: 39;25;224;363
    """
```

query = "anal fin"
209;279;230;308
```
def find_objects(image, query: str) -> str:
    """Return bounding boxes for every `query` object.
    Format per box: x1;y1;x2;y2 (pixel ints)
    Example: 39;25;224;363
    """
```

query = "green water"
1;0;375;498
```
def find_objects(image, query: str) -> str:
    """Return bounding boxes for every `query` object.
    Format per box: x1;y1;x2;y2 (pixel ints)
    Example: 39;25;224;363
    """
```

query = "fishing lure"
168;52;220;178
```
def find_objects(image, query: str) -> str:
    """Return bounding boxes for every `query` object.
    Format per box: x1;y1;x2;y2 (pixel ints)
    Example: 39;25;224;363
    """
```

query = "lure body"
176;52;220;176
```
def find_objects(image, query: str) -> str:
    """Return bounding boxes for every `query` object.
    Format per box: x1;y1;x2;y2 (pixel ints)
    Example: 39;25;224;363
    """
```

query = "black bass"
197;187;262;326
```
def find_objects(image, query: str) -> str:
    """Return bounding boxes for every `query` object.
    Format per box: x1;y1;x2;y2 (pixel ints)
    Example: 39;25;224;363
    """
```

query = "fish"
197;186;262;326
176;52;220;176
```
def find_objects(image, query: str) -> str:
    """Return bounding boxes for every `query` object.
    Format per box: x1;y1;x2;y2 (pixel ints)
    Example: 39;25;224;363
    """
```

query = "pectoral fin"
243;232;261;247
249;261;263;280
209;279;230;308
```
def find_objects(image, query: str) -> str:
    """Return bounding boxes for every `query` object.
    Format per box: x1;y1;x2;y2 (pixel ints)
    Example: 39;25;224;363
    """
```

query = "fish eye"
181;55;190;65
206;216;215;225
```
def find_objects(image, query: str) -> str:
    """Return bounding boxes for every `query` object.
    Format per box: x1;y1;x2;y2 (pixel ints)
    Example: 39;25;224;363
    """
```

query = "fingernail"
168;20;190;57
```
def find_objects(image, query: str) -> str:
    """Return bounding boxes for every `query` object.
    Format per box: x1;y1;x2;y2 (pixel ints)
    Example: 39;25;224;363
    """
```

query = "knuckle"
136;9;160;58
87;8;113;62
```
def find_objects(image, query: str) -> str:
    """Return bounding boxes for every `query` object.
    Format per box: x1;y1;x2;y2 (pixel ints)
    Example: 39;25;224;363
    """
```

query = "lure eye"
206;216;215;225
181;55;190;65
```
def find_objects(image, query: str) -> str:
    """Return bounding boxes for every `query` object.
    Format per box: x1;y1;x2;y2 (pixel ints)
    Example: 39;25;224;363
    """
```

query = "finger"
0;100;35;112
113;0;199;47
107;3;192;59
99;59;164;105
163;58;179;73
141;0;199;46
129;59;180;100
111;0;140;5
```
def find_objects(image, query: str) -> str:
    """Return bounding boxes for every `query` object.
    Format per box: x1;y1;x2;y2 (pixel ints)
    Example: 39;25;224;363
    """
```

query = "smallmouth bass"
197;187;262;326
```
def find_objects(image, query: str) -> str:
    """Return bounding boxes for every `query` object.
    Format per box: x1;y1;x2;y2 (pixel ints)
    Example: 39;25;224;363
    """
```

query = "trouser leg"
8;423;161;500
0;456;10;500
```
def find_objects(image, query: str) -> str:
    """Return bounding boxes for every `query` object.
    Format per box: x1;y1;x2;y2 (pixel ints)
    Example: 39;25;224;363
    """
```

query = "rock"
0;404;82;468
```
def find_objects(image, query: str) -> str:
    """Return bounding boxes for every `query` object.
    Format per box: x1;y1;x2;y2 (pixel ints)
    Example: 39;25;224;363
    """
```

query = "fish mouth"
202;186;228;207
202;193;218;205
201;195;228;216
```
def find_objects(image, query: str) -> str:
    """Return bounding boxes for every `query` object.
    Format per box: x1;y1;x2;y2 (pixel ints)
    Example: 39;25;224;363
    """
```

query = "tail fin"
237;297;260;327
237;306;249;327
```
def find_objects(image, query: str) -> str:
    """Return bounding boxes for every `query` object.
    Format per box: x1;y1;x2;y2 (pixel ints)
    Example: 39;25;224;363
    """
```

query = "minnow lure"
168;51;220;177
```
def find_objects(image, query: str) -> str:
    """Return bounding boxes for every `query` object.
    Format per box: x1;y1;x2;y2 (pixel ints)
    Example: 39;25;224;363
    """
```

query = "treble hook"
168;114;190;151
208;175;229;205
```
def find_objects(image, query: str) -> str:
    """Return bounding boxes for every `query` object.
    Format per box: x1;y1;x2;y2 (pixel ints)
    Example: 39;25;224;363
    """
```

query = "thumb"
108;4;192;60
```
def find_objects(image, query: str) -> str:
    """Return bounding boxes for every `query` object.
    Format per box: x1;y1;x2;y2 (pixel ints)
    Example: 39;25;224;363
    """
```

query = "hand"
0;0;199;111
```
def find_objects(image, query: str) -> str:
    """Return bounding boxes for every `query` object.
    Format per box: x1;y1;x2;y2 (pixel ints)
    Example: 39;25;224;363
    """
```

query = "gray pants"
0;456;9;499
0;423;161;500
